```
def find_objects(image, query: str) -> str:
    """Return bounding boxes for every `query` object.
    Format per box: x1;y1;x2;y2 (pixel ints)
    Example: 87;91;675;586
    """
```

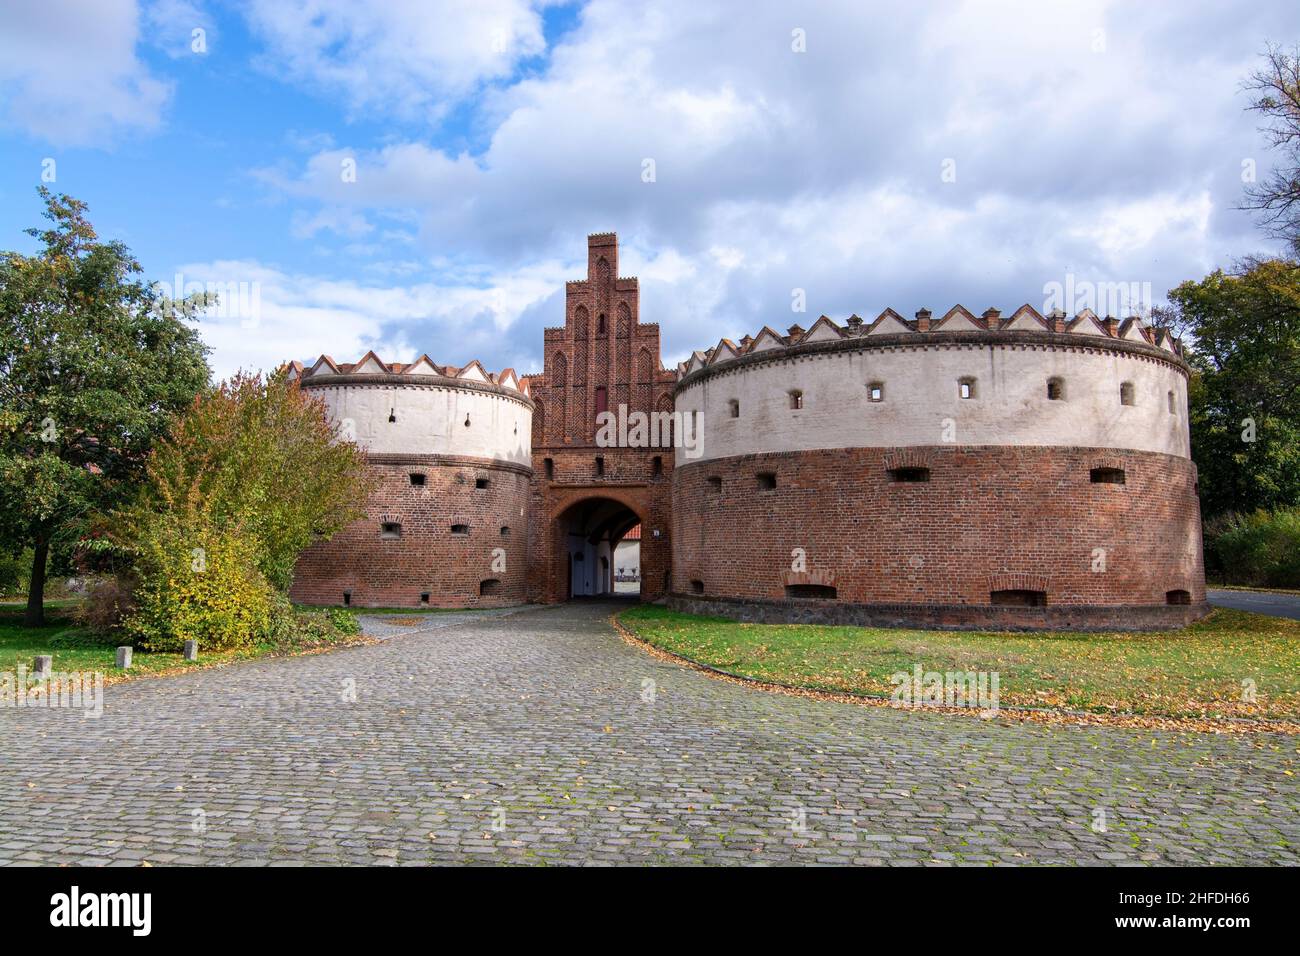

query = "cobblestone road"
1;601;1296;866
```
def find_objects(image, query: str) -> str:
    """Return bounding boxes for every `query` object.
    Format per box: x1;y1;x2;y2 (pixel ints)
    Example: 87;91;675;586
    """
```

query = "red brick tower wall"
671;445;1205;630
290;456;531;609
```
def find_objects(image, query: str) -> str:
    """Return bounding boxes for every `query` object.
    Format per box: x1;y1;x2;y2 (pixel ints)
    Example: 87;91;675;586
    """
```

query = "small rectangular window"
479;579;501;596
342;590;352;606
1090;467;1125;484
544;458;554;479
595;456;605;477
757;472;777;491
708;475;722;493
785;584;837;600
888;467;930;483
420;592;430;605
409;473;426;486
380;522;402;539
689;579;705;594
867;383;884;402
991;589;1046;607
789;390;803;410
652;456;662;477
1120;382;1135;406
728;399;740;418
451;523;469;535
475;477;489;490
959;378;976;399
1047;378;1064;401
1165;589;1191;605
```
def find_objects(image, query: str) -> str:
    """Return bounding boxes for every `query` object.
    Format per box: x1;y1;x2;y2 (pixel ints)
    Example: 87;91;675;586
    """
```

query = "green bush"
326;607;360;635
124;519;283;652
1210;508;1300;588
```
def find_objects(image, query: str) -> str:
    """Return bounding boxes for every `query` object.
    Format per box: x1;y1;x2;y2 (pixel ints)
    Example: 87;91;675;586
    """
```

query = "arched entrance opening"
555;496;642;599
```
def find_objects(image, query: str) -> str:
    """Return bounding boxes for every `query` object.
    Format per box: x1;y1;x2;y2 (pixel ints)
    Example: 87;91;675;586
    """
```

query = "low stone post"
183;640;198;662
116;646;132;669
32;655;52;680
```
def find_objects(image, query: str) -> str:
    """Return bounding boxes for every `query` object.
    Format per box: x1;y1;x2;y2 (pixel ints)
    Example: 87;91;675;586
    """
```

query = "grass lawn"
618;605;1300;721
0;602;368;687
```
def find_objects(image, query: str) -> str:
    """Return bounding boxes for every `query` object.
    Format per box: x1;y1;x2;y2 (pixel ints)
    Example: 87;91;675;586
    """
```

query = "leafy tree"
1241;44;1300;256
1167;257;1300;518
0;189;210;625
115;371;371;649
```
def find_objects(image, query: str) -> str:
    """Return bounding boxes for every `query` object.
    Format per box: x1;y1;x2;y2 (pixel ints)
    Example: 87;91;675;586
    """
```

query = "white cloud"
242;0;548;122
0;0;171;145
174;256;575;381
233;0;1294;374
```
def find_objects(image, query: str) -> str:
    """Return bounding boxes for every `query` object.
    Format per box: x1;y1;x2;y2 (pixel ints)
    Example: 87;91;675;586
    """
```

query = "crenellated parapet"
674;305;1183;380
291;350;533;466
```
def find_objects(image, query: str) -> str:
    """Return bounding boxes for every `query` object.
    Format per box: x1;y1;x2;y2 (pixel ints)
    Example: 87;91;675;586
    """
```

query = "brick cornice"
365;453;533;477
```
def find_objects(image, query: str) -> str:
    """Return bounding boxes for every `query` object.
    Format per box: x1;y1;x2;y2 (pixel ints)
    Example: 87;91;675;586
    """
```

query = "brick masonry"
289;456;531;609
670;444;1208;629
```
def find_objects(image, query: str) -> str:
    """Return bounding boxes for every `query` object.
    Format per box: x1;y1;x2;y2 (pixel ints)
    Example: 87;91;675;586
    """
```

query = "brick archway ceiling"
559;497;641;544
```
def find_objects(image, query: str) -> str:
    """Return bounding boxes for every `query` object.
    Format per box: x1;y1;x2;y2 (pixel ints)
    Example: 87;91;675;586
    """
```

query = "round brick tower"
287;351;533;608
669;306;1207;630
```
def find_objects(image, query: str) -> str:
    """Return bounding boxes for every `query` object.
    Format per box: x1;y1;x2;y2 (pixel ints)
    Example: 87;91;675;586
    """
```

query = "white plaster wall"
310;384;532;465
675;344;1189;463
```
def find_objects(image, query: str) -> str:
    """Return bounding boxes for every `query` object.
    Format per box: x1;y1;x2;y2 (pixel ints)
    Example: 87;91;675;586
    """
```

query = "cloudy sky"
0;0;1295;380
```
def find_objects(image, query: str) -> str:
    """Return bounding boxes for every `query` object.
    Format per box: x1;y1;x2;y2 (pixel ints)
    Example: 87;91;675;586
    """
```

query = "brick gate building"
289;230;1208;630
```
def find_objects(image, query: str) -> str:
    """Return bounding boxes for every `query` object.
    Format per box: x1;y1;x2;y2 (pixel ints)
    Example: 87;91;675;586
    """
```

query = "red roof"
623;524;641;540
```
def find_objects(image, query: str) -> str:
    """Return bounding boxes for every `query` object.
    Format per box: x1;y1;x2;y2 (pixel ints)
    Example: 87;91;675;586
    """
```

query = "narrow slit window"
544;458;554;479
1090;467;1125;484
888;466;930;483
652;456;663;477
991;589;1046;607
1047;377;1064;401
595;456;605;477
789;390;803;410
1167;390;1176;414
342;590;352;607
1119;381;1135;406
728;399;740;418
785;584;837;600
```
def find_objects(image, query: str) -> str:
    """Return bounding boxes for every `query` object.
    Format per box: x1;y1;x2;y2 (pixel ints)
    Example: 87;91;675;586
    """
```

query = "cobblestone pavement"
1;601;1297;866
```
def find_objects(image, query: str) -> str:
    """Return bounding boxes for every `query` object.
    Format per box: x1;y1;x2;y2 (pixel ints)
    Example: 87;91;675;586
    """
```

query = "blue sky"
1;0;1296;380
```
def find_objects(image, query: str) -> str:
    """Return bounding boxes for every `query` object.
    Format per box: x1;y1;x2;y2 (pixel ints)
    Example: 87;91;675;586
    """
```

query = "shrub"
326;607;360;635
125;519;280;652
77;575;137;635
1210;508;1300;588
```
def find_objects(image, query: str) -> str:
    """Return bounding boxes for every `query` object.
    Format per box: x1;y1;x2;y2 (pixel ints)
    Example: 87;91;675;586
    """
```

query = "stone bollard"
32;655;52;680
115;646;132;669
183;640;198;662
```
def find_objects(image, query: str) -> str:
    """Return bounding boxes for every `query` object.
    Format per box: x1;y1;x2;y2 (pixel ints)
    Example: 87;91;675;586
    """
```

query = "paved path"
1208;588;1300;621
1;602;1296;866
